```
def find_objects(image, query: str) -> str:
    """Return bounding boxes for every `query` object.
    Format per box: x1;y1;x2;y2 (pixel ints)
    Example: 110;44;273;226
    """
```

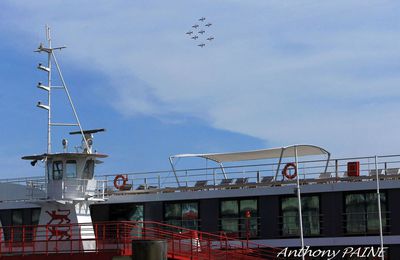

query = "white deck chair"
319;172;332;179
385;168;400;175
261;176;274;184
369;169;385;176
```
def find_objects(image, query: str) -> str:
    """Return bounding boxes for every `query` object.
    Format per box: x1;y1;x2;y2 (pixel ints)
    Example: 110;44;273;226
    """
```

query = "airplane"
205;23;212;27
191;35;199;40
207;37;214;41
192;24;199;29
198;43;205;48
198;30;205;34
186;31;193;35
199;17;206;22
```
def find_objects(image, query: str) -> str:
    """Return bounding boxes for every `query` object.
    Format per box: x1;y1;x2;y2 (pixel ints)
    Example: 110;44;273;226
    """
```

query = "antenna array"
35;25;89;154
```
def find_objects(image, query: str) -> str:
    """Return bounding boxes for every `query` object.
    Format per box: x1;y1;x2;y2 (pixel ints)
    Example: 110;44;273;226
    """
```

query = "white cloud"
3;0;400;157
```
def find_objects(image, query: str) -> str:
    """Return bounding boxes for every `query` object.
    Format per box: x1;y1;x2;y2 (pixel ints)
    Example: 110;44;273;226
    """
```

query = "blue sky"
1;1;400;177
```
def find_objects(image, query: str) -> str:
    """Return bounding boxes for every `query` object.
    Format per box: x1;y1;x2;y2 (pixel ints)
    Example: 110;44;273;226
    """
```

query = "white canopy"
170;144;331;253
170;144;330;163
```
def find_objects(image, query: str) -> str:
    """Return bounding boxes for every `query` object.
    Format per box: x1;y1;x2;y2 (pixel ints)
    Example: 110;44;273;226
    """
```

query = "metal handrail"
0;221;282;259
3;154;400;197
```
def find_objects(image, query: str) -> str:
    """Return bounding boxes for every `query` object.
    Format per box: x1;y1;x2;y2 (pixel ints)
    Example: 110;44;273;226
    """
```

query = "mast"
35;25;90;154
46;27;52;153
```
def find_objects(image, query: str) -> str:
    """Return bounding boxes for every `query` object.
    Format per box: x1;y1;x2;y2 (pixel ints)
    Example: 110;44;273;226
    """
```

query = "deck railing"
0;178;106;201
0;221;282;259
97;154;400;194
1;154;400;197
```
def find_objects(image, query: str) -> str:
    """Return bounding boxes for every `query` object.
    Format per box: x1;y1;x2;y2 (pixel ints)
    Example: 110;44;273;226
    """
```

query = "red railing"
0;221;282;259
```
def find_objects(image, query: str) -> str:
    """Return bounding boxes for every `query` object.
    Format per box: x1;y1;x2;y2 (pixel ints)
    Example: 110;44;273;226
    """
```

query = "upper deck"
100;153;400;196
1;153;400;203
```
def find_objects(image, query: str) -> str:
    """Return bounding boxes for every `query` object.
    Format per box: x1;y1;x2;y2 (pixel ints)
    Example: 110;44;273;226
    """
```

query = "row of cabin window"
164;194;388;237
275;193;387;237
107;200;259;238
108;192;388;238
5;192;385;242
47;160;94;180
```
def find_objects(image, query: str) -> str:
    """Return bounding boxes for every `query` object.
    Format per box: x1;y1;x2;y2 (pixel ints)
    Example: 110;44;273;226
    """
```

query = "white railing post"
213;169;216;188
375;156;384;260
295;146;305;260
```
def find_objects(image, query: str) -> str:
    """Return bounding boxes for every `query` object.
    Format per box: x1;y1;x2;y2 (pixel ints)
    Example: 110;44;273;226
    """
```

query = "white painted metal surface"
170;144;330;163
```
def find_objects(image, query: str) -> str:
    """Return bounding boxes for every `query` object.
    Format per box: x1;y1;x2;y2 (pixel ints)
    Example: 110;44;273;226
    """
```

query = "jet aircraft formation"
185;17;214;48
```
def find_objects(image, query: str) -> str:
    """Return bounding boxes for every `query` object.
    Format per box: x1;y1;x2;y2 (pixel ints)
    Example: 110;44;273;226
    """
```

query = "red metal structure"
0;221;282;259
347;161;360;177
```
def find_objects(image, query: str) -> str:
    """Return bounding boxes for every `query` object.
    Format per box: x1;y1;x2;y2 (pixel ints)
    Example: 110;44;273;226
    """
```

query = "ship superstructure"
0;27;283;259
0;27;399;259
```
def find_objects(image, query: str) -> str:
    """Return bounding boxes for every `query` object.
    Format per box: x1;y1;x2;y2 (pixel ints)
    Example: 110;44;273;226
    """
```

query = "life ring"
114;174;128;190
282;163;297;180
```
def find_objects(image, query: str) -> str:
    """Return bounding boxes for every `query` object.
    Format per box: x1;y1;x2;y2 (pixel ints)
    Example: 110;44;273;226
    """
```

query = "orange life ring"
114;174;128;190
282;163;297;180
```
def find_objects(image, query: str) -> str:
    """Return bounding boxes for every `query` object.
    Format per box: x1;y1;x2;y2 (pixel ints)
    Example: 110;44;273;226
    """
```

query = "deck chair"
342;171;362;182
194;180;208;190
261;176;274;184
119;183;132;191
319;172;332;179
257;176;274;187
136;184;146;190
369;169;385;176
383;168;400;180
235;177;248;185
136;184;158;193
385;168;400;175
316;172;332;184
219;178;233;187
229;177;248;189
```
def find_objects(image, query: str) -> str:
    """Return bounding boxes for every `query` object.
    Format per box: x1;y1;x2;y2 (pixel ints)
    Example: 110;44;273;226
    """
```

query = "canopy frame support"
168;157;181;187
170;144;331;187
274;149;285;181
219;162;227;179
274;146;330;181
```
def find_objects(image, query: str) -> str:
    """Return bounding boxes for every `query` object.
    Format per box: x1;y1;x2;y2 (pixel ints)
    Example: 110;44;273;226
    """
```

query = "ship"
0;27;397;259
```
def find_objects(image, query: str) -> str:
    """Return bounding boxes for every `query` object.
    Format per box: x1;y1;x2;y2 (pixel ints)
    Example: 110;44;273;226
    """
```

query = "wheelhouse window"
66;160;77;178
47;159;52;180
164;202;199;230
220;199;258;238
82;159;94;179
345;192;388;234
281;196;320;236
52;161;63;180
